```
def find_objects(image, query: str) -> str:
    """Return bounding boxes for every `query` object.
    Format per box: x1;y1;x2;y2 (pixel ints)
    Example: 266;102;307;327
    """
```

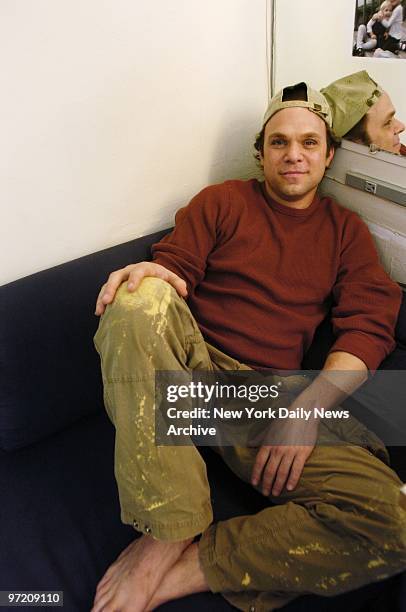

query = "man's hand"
250;418;318;497
250;352;368;497
95;262;188;316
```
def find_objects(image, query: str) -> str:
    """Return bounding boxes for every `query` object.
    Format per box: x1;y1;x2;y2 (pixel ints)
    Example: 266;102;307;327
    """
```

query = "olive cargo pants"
94;278;406;612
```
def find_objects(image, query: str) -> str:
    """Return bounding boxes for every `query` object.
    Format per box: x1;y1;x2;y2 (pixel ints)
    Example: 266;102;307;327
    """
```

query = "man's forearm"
293;351;368;415
323;350;368;374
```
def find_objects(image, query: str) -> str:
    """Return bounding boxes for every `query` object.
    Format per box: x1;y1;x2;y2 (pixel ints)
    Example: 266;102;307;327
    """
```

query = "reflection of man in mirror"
321;70;405;156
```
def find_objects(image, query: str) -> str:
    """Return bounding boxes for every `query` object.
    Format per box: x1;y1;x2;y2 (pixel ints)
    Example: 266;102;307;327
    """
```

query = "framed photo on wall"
353;0;406;58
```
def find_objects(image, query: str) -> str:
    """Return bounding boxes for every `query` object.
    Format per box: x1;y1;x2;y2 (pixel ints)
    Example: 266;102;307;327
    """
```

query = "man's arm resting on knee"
95;262;188;316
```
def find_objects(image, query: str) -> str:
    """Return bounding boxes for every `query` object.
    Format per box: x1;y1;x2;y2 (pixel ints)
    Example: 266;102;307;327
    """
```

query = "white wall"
273;0;405;122
0;0;268;285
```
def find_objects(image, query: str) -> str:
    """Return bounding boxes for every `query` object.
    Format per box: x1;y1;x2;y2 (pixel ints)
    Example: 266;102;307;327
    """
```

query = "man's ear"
326;146;335;168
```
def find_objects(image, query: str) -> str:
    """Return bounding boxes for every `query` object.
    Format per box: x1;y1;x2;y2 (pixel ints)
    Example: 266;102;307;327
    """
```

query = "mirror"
274;0;406;160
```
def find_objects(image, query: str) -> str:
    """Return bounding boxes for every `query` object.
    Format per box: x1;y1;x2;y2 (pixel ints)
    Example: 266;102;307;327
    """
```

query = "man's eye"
304;139;317;147
384;119;393;127
270;138;286;146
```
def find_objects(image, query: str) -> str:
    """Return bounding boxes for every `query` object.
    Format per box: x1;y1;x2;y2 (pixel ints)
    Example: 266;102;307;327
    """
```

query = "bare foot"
91;534;193;612
146;542;209;610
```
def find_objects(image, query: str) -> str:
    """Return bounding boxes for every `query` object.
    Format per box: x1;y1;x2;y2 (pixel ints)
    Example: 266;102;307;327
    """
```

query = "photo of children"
353;0;406;58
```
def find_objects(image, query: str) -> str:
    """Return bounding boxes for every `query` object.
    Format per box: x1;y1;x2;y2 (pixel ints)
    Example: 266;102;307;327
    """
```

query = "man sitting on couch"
92;82;406;612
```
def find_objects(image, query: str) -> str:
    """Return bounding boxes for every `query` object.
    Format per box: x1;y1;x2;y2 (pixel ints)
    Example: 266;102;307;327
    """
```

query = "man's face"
260;107;334;208
365;92;405;154
390;0;401;7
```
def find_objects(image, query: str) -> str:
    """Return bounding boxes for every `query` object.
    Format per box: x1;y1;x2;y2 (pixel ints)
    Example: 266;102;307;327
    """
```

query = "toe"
91;593;114;612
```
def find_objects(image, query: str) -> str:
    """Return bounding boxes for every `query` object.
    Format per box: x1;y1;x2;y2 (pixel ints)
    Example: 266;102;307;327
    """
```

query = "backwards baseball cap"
262;82;333;130
321;71;383;139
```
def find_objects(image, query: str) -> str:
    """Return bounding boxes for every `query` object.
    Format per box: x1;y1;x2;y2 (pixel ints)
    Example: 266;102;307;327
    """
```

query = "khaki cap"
321;71;383;139
262;82;333;130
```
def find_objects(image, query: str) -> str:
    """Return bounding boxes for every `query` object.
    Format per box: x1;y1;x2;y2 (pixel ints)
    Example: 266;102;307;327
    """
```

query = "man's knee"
312;446;405;546
94;276;193;362
97;277;181;335
364;489;406;576
370;478;406;554
331;450;406;555
113;277;178;315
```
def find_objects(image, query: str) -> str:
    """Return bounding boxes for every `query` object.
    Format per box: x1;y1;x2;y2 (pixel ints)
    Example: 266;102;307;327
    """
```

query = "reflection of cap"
262;82;333;130
321;71;383;139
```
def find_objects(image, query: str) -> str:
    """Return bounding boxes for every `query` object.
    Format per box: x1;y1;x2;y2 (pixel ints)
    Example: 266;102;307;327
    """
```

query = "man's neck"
264;182;318;209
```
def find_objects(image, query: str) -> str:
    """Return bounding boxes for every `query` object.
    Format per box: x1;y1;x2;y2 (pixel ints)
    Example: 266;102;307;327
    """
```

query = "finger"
271;453;296;496
166;270;188;297
91;591;114;612
261;451;284;496
96;568;116;590
95;263;143;315
95;574;109;591
95;283;108;315
97;269;130;312
251;446;272;486
95;574;114;596
286;453;307;492
96;557;122;585
94;580;114;603
126;262;163;292
127;264;188;298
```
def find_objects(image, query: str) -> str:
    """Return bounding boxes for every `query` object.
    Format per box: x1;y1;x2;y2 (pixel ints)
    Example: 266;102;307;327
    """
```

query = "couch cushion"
0;230;168;451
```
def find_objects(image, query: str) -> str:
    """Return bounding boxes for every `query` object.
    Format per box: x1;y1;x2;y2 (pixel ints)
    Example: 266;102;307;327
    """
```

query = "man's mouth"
281;171;307;176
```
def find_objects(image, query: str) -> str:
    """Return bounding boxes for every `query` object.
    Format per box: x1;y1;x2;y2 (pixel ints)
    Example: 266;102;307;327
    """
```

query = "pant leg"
94;277;218;541
356;26;377;50
362;37;377;51
199;378;406;611
356;25;367;48
382;35;401;53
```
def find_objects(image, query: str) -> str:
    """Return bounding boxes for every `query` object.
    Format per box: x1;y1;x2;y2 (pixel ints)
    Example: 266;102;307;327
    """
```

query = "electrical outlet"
365;180;377;195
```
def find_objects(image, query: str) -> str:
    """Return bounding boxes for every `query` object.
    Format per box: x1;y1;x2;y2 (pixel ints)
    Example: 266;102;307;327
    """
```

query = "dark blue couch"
1;230;405;612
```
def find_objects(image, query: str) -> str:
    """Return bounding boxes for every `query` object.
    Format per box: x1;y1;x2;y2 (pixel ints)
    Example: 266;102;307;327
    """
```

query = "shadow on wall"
207;111;263;187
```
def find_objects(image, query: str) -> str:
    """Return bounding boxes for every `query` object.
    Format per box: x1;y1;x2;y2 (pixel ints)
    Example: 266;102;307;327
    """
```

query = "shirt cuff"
328;331;395;371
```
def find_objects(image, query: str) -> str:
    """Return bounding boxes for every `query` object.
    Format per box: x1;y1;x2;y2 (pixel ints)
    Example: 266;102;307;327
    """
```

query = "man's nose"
395;118;405;135
284;142;304;162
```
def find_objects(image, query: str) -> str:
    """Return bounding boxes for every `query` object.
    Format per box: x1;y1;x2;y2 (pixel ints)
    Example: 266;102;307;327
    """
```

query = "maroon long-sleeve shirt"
152;179;401;371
